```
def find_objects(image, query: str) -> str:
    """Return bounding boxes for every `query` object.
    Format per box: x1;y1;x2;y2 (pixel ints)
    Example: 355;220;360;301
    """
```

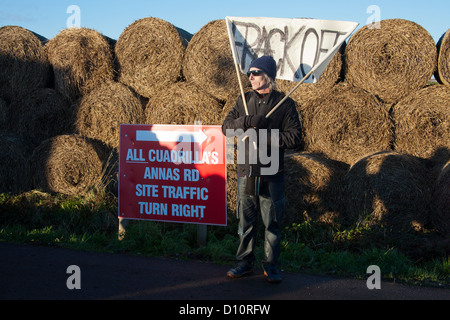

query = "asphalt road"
1;242;449;303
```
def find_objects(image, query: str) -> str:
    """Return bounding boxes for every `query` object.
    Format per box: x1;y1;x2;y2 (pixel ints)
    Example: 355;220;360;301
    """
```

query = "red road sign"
118;124;227;226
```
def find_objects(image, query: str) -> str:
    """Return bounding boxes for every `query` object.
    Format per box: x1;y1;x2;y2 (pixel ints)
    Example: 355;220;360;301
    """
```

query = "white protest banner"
225;17;358;83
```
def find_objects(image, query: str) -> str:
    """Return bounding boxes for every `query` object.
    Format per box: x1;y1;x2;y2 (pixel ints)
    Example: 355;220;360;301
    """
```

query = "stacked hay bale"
145;81;222;125
30;135;108;196
75;81;145;149
8;88;73;148
344;19;437;104
0;16;447;242
46;27;115;102
0;135;33;193
115;17;191;99
38;28;124;196
284;152;349;226
392;85;450;159
435;29;450;85
303;83;393;165
0;26;50;102
183;19;246;102
343;151;432;232
432;160;450;236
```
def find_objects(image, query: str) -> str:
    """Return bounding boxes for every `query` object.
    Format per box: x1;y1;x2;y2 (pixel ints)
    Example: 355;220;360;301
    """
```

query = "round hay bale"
145;81;222;125
0;26;50;102
75;81;145;149
344;151;432;232
392;85;450;159
435;29;450;86
115;17;191;98
0;134;33;193
345;19;437;104
284;152;349;226
30;134;107;196
183;20;249;101
432;160;450;236
304;83;393;164
8;88;73;148
46;27;115;102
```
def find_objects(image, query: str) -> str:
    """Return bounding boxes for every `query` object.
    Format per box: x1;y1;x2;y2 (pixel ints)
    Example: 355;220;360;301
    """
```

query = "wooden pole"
234;61;249;116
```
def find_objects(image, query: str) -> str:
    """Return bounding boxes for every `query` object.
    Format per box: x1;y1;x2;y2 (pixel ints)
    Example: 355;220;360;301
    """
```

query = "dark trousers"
235;176;285;267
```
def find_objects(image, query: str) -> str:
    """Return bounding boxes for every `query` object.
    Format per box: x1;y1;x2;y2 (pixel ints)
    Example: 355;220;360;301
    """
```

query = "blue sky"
0;0;448;42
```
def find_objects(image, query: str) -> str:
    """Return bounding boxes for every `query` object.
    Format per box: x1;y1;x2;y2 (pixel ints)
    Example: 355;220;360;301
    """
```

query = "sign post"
118;124;227;240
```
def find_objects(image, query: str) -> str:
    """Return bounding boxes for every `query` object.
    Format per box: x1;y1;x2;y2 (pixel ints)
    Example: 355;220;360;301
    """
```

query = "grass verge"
0;190;448;288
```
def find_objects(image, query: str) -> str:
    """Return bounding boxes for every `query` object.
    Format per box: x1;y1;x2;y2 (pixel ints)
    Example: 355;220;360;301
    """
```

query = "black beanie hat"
248;56;277;80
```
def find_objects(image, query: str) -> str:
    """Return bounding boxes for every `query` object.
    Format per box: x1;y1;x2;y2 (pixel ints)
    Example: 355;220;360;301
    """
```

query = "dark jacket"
222;90;302;179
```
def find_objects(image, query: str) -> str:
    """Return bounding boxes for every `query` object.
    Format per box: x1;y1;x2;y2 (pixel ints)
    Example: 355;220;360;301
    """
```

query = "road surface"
1;242;449;304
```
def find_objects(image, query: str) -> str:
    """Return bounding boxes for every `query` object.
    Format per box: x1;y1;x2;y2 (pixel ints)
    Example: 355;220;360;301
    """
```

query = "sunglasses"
247;70;264;77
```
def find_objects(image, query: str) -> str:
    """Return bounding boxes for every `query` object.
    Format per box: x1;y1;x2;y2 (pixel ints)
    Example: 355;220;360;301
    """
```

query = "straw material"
183;20;248;101
75;81;145;149
304;83;393;164
392;85;450;159
431;160;450;236
344;151;432;232
115;17;191;98
435;29;450;86
284;152;349;226
47;27;115;102
0;135;33;193
8;88;73;148
0;26;50;102
345;19;437;104
145;81;222;125
31;134;108;196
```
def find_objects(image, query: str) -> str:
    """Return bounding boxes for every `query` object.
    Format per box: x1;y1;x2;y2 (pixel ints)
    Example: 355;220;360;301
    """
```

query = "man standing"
222;56;302;283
